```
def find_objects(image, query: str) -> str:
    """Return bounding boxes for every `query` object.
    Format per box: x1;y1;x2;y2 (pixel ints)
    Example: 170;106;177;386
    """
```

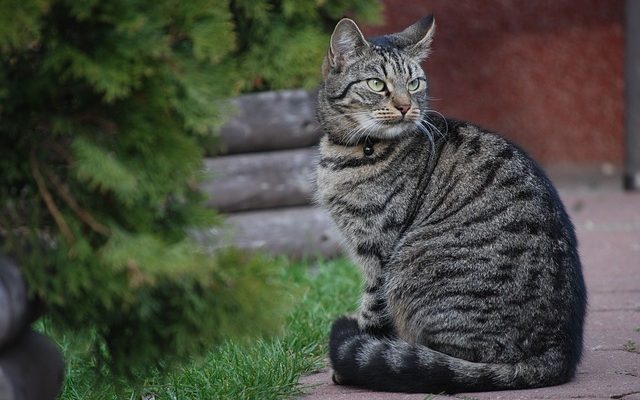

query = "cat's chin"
332;121;418;145
369;121;418;140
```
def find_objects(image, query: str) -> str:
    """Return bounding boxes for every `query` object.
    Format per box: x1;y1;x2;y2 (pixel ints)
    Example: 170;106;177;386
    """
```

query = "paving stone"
588;292;640;312
584;310;640;350
457;350;640;399
561;192;640;229
299;371;450;400
579;232;640;294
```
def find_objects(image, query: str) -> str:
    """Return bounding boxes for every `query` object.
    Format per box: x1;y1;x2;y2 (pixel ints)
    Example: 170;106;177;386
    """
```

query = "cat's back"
421;118;572;234
386;118;586;365
399;118;580;280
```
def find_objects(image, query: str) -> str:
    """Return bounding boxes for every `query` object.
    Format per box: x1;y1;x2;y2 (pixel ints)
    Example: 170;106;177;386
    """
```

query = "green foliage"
230;0;381;91
0;0;380;385
43;258;362;399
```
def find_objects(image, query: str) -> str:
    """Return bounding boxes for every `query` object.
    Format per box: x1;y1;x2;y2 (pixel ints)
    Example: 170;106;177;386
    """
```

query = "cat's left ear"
394;15;436;61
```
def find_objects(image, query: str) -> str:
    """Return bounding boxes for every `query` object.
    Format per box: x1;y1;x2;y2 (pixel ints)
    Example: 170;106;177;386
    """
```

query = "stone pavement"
299;175;640;399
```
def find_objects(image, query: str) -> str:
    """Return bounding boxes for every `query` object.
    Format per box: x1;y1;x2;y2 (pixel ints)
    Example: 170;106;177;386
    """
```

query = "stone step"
0;257;29;349
203;148;317;213
217;89;321;155
0;330;64;400
194;206;342;259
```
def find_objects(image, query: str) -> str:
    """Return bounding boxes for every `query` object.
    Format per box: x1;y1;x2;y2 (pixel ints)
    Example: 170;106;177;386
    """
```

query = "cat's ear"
395;15;436;61
323;18;369;77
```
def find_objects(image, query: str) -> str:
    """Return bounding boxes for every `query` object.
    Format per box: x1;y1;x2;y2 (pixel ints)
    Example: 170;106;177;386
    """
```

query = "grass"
37;257;362;399
623;340;637;353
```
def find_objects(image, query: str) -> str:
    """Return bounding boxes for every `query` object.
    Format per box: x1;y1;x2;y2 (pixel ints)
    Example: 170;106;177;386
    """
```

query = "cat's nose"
395;103;411;115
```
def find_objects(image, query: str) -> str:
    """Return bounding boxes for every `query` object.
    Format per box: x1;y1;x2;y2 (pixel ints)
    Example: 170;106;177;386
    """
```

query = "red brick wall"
360;0;624;166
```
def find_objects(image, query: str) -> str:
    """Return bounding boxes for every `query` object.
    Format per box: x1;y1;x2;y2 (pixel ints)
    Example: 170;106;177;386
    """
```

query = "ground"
299;171;640;400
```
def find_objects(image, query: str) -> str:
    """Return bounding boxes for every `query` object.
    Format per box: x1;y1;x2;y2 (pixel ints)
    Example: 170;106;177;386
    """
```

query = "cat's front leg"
347;242;396;336
356;268;395;337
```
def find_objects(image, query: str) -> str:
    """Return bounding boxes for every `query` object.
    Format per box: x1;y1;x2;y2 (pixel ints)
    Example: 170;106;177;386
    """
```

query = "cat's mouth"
373;108;421;126
379;115;414;124
368;117;419;139
346;113;419;143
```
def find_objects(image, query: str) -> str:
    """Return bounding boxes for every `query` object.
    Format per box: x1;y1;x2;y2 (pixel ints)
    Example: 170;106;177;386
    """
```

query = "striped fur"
316;16;586;393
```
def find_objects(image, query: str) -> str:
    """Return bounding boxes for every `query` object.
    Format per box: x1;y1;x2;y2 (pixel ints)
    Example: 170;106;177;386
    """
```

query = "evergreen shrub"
0;0;379;382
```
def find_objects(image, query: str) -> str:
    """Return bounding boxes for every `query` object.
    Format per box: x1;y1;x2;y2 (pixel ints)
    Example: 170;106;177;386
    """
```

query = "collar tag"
363;138;375;156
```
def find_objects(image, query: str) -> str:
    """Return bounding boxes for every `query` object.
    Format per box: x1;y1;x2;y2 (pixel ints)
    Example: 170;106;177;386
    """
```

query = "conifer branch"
46;141;74;165
73;113;118;134
30;152;76;247
44;169;111;237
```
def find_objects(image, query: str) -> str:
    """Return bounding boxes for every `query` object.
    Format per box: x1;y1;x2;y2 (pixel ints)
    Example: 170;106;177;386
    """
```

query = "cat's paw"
329;315;360;344
331;369;344;385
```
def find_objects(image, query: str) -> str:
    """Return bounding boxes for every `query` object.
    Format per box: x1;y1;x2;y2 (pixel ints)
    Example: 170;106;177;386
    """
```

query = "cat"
315;15;587;393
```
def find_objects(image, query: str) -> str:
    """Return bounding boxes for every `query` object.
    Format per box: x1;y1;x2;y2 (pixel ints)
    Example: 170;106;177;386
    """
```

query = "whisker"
361;120;384;147
344;117;376;145
421;118;445;141
420;113;448;138
417;121;436;158
426;109;449;136
322;111;373;122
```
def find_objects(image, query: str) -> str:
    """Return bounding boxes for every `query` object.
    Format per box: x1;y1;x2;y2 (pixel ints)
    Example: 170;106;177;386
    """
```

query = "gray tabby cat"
315;15;587;393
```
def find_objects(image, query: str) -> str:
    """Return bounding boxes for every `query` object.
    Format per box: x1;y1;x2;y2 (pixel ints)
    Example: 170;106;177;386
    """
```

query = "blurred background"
364;0;623;167
208;0;629;260
0;0;634;399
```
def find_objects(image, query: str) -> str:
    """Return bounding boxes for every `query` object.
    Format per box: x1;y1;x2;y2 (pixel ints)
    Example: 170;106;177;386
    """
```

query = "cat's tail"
329;317;575;393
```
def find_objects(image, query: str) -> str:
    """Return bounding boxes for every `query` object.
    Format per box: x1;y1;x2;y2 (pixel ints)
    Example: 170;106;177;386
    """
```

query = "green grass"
623;340;637;353
37;257;361;399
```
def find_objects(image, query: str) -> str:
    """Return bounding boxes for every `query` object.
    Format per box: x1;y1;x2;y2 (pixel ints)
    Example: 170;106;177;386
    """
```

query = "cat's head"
317;16;435;145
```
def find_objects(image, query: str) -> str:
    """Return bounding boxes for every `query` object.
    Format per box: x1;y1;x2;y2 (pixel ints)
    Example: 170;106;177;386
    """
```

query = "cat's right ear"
394;15;436;61
323;18;369;77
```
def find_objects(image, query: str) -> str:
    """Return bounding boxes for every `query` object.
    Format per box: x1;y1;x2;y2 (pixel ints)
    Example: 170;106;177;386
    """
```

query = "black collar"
327;135;380;156
363;137;375;156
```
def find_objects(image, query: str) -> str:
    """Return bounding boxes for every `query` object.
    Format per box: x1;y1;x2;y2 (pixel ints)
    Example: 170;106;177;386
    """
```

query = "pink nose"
395;103;410;115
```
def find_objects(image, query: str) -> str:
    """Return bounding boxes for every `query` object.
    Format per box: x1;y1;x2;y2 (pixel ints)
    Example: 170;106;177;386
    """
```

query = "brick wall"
361;0;624;166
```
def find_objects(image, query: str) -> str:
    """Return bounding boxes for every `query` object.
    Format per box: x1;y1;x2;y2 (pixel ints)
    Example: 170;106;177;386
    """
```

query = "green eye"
407;78;421;91
366;78;385;92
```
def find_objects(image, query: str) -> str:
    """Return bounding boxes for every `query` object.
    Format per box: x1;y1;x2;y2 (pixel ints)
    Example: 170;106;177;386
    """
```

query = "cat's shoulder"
434;116;557;191
434;117;532;161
